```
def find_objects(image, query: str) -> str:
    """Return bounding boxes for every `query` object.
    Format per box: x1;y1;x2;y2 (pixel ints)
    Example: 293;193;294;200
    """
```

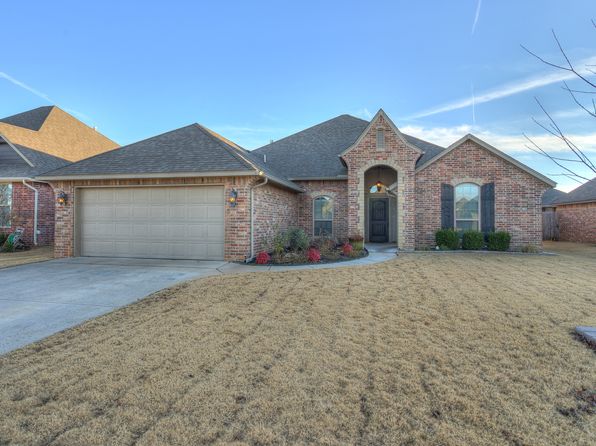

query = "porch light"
375;180;383;192
57;191;68;205
228;188;238;207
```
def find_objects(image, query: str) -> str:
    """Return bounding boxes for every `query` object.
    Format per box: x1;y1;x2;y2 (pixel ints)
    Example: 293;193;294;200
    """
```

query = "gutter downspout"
22;180;39;245
249;175;268;261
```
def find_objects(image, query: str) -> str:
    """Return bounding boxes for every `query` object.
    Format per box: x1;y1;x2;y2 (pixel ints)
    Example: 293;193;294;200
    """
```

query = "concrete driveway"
0;257;224;355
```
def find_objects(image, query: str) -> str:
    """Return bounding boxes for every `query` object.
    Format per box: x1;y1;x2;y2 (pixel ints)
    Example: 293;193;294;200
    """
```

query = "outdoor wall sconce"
228;189;238;207
57;191;68;205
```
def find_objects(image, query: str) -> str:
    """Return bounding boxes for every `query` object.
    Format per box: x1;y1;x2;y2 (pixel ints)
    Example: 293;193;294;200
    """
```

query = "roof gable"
0;134;70;179
416;133;556;187
339;109;423;157
0;106;54;131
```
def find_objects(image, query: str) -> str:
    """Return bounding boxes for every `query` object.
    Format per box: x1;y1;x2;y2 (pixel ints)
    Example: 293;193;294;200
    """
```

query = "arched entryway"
364;165;398;243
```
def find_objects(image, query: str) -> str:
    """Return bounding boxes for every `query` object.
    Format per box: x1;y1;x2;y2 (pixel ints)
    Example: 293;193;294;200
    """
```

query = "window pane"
376;129;385;150
455;184;479;220
456;220;479;231
0;184;12;227
314;220;332;236
314;197;332;220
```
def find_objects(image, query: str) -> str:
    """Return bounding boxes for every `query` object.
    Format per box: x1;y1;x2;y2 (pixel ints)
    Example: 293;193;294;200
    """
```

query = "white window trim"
454;183;481;231
0;183;12;228
313;195;333;236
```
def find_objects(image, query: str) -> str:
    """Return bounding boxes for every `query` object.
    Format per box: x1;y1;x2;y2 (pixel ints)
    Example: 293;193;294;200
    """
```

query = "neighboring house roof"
416;134;556;187
553;177;596;205
251;114;446;179
38;124;302;191
0;105;119;161
0;135;70;179
0;106;54;131
542;188;568;207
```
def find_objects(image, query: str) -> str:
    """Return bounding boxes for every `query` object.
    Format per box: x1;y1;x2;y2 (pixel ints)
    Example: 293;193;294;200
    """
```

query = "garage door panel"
79;186;225;260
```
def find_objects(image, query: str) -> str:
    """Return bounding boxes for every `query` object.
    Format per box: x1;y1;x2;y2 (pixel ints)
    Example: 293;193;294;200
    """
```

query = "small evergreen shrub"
487;231;511;251
349;234;364;251
435;229;459;250
462;230;484;250
287;227;309;252
307;247;321;263
271;230;288;256
0;233;7;245
521;244;539;253
256;251;270;264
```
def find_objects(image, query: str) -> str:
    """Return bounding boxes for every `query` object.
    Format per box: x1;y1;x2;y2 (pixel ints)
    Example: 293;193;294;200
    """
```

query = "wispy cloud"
0;71;52;102
407;55;596;119
353;108;373;120
400;124;596;154
471;0;482;35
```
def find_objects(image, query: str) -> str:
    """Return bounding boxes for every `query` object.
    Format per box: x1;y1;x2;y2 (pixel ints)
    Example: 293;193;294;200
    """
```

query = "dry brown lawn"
1;247;595;445
0;246;54;269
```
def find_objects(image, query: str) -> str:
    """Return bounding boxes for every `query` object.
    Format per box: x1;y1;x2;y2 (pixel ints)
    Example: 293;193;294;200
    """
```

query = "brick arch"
357;160;406;247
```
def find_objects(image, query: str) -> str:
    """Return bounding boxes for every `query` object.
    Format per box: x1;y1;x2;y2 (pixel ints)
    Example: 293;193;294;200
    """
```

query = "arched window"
455;183;480;230
313;196;333;236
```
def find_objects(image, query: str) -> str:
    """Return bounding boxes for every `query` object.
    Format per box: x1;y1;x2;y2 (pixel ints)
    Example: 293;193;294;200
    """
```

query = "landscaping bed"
254;227;367;265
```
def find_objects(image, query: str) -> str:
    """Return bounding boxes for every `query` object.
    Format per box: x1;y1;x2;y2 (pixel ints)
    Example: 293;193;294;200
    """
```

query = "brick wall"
0;181;55;246
0;107;118;161
51;176;258;261
555;202;596;243
415;139;550;251
342;114;419;249
293;180;349;240
252;182;300;254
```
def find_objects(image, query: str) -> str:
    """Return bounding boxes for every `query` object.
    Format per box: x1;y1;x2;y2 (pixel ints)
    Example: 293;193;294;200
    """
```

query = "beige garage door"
78;186;225;260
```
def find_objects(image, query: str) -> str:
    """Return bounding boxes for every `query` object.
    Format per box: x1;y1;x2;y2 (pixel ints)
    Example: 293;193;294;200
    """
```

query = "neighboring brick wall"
556;202;596;243
0;107;118;161
293;180;349;240
252;182;300;254
342;113;419;249
51;176;258;261
0;182;55;246
415;139;550;251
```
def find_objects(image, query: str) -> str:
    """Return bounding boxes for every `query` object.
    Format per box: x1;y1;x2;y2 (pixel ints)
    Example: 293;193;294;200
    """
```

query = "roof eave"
36;170;259;181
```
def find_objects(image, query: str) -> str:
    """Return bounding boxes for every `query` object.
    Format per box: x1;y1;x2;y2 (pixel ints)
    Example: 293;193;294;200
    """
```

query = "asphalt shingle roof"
554;177;596;204
0;142;70;178
39;124;302;191
0;106;54;131
541;188;568;206
251;115;446;179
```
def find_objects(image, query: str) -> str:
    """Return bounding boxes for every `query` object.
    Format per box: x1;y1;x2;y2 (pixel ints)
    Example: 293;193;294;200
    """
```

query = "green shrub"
435;229;459;250
2;239;14;253
271;229;288;256
349;234;364;251
487;231;511;251
287;227;309;252
0;233;7;246
462;230;484;250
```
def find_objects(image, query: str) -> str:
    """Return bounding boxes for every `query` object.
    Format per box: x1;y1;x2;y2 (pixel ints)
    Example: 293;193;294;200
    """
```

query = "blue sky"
1;1;594;191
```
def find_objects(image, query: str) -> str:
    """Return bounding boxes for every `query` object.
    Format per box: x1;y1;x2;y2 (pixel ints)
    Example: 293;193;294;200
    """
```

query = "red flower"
342;243;353;256
256;251;271;264
307;247;321;263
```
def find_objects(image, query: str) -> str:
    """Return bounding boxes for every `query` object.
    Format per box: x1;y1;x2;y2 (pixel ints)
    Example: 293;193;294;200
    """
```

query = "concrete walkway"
0;244;396;355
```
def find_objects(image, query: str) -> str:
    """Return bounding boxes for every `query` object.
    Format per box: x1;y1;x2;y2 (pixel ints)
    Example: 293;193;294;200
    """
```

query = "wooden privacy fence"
542;209;559;240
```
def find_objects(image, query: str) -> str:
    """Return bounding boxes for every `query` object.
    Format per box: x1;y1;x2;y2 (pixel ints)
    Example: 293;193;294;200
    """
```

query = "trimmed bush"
462;230;484;250
307;247;321;263
487;231;511;251
256;251;270;264
435;229;459;250
287;227;309;252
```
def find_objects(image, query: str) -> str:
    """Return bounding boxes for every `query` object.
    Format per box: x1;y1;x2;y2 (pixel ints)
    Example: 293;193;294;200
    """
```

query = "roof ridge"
192;124;256;171
253;114;368;152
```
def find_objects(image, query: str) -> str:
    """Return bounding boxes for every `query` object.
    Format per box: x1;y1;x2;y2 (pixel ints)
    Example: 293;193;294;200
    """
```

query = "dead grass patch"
0;246;54;269
0;247;595;445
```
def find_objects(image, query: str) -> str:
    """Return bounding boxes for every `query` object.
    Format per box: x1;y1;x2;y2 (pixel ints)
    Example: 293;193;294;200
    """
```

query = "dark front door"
369;198;388;242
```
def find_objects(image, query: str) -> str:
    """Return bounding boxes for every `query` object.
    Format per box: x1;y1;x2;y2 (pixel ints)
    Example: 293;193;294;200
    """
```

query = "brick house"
39;109;555;261
541;178;596;243
0;107;118;246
